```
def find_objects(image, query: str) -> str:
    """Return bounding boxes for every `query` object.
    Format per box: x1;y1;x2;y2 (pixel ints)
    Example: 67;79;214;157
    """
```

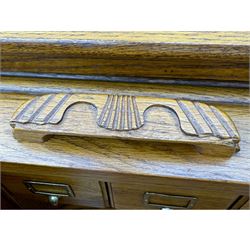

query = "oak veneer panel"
1;32;249;82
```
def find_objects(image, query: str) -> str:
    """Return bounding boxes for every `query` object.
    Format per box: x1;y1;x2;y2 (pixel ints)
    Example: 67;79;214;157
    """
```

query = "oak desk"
0;32;249;209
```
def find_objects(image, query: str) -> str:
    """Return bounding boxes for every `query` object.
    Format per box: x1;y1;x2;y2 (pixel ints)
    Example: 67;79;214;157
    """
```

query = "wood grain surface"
1;92;250;184
1;32;249;82
110;182;247;209
1;76;249;105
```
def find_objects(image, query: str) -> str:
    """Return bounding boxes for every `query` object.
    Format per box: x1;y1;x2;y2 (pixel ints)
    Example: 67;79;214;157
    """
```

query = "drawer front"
111;182;245;209
1;174;106;209
144;192;197;209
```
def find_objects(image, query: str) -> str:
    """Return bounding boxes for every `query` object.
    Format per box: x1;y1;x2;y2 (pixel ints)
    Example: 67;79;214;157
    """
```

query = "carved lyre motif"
10;93;240;157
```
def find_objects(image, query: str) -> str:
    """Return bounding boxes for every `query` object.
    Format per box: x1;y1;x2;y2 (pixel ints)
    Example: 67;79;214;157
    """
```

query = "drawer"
110;181;246;209
1;174;107;209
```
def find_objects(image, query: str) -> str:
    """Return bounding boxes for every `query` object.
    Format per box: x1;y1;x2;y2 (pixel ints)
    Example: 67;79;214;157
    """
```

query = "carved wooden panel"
10;93;240;157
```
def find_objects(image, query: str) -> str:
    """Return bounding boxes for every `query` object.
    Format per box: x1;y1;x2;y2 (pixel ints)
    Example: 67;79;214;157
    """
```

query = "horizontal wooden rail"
1;32;249;83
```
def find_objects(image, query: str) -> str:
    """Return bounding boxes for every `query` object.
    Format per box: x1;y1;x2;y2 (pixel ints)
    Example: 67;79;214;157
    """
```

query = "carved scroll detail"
10;93;240;156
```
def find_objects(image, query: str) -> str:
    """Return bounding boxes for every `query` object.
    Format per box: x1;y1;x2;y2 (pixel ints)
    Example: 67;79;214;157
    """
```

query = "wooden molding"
10;93;240;156
1;32;249;82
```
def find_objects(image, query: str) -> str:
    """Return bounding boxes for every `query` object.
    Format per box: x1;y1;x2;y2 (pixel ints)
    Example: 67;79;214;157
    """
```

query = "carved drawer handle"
10;93;240;157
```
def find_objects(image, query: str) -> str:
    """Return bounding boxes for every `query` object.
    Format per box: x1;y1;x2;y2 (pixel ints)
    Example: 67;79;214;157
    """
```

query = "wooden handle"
10;93;240;156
